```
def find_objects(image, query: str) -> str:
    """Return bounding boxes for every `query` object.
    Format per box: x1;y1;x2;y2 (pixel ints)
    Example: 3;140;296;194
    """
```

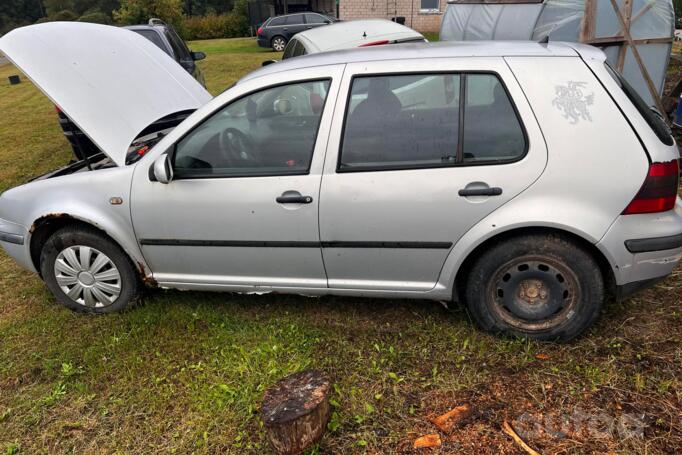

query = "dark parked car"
57;19;206;161
257;13;337;52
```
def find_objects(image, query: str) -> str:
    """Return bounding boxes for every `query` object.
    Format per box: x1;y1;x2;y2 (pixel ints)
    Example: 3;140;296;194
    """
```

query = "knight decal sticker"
552;81;594;124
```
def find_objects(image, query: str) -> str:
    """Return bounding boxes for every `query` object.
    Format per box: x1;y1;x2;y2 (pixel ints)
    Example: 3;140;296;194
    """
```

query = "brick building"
339;0;448;33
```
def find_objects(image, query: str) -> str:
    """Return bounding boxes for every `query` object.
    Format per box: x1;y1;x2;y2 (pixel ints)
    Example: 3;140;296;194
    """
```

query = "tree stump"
261;370;331;455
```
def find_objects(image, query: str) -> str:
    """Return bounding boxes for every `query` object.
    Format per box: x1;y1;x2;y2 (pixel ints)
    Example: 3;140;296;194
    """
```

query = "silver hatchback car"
1;23;681;341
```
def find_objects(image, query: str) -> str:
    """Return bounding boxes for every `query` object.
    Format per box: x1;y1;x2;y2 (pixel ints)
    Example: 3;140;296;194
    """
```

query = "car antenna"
363;31;367;38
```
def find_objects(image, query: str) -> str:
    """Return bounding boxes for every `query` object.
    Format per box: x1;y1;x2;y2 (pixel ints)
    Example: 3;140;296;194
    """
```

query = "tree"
0;0;45;34
113;0;183;28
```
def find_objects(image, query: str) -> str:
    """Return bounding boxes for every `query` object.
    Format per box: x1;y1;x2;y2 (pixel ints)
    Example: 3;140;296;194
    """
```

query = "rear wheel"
40;226;140;313
271;36;287;52
465;233;604;341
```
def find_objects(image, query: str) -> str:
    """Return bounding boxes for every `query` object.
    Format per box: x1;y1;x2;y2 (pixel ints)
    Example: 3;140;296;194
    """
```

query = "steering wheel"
218;128;259;166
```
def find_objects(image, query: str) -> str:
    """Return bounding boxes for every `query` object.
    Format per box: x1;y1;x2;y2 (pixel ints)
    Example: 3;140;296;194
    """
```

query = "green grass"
0;37;681;454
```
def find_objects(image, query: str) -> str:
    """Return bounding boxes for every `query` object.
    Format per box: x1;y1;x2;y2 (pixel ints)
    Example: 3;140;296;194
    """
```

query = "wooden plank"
579;0;598;42
617;0;633;71
584;36;673;46
609;0;667;116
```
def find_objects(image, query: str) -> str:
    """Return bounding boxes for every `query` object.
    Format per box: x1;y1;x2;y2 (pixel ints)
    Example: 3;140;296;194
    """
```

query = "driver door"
130;67;343;291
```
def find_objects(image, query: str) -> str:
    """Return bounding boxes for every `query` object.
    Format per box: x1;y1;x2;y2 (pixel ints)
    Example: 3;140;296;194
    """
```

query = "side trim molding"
139;239;453;249
624;233;682;253
0;232;24;245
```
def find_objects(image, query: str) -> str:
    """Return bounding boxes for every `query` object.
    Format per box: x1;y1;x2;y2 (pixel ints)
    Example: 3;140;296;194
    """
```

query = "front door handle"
276;192;313;204
458;187;503;197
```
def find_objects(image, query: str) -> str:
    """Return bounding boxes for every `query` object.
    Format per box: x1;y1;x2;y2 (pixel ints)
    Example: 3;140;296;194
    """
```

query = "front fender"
0;165;150;280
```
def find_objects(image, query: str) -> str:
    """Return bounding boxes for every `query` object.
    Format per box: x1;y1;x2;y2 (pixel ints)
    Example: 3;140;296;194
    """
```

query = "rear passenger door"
319;59;547;291
284;14;307;39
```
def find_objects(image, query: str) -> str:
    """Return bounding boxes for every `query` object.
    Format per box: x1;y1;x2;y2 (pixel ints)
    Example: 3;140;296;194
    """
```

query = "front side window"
339;73;526;172
174;80;331;178
305;13;326;24
132;30;171;56
420;0;440;12
164;28;192;62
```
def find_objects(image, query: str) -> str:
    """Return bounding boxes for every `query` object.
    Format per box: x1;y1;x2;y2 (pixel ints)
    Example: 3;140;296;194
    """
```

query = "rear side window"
605;64;673;146
339;73;526;171
269;17;285;26
463;74;526;163
286;15;304;25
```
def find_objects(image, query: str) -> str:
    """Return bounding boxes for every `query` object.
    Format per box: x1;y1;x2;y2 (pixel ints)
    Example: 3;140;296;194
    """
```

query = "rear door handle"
276;193;313;204
458;187;503;197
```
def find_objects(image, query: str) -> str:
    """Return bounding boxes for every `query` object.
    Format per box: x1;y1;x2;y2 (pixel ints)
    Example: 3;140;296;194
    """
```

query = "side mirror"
262;59;278;67
151;153;173;184
324;20;331;24
191;51;206;61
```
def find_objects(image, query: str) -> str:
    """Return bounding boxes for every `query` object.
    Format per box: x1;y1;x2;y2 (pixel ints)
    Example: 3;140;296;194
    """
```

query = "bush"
114;0;184;30
50;10;78;21
182;10;249;40
78;11;112;24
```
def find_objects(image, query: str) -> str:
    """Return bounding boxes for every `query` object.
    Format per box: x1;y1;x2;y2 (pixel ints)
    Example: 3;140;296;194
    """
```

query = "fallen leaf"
430;404;472;433
535;353;550;361
414;433;441;449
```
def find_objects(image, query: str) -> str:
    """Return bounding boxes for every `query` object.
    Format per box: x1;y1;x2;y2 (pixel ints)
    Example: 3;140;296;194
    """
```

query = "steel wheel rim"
54;245;121;308
273;38;285;51
487;255;580;332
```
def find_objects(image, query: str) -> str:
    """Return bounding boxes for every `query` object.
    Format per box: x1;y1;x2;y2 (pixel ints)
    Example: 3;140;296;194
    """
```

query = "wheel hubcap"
54;246;121;308
488;257;579;332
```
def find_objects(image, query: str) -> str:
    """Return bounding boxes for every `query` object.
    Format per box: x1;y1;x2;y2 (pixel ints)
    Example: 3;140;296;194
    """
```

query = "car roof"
267;12;309;20
124;25;164;32
293;19;424;53
241;40;604;84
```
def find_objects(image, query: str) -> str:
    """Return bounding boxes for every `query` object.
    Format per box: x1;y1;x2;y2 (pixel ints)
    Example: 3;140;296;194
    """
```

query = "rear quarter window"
604;64;674;146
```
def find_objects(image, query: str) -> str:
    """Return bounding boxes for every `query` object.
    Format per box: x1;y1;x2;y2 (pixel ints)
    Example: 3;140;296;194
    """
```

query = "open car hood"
0;22;212;166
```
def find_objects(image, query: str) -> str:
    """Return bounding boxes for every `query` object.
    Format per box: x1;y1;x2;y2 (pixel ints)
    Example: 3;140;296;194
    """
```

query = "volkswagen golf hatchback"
1;23;681;341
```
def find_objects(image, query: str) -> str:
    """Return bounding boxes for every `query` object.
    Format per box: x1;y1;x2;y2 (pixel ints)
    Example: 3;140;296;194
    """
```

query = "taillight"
622;160;679;215
55;105;62;113
136;145;150;157
257;27;264;36
359;40;390;47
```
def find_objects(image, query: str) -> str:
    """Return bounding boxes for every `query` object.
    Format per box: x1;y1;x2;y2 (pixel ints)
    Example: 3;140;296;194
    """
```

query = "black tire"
40;226;140;313
465;233;604;342
271;36;287;52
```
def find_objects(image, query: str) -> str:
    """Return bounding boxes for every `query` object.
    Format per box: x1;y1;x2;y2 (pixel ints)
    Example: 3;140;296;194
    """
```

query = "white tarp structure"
441;0;675;111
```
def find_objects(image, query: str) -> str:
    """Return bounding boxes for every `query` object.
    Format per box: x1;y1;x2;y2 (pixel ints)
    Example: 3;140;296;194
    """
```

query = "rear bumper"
257;37;269;48
597;199;682;291
616;276;666;300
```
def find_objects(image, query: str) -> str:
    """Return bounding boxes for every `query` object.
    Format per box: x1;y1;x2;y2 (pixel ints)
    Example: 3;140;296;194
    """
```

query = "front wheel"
465;233;604;342
271;36;287;52
40;226;140;313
